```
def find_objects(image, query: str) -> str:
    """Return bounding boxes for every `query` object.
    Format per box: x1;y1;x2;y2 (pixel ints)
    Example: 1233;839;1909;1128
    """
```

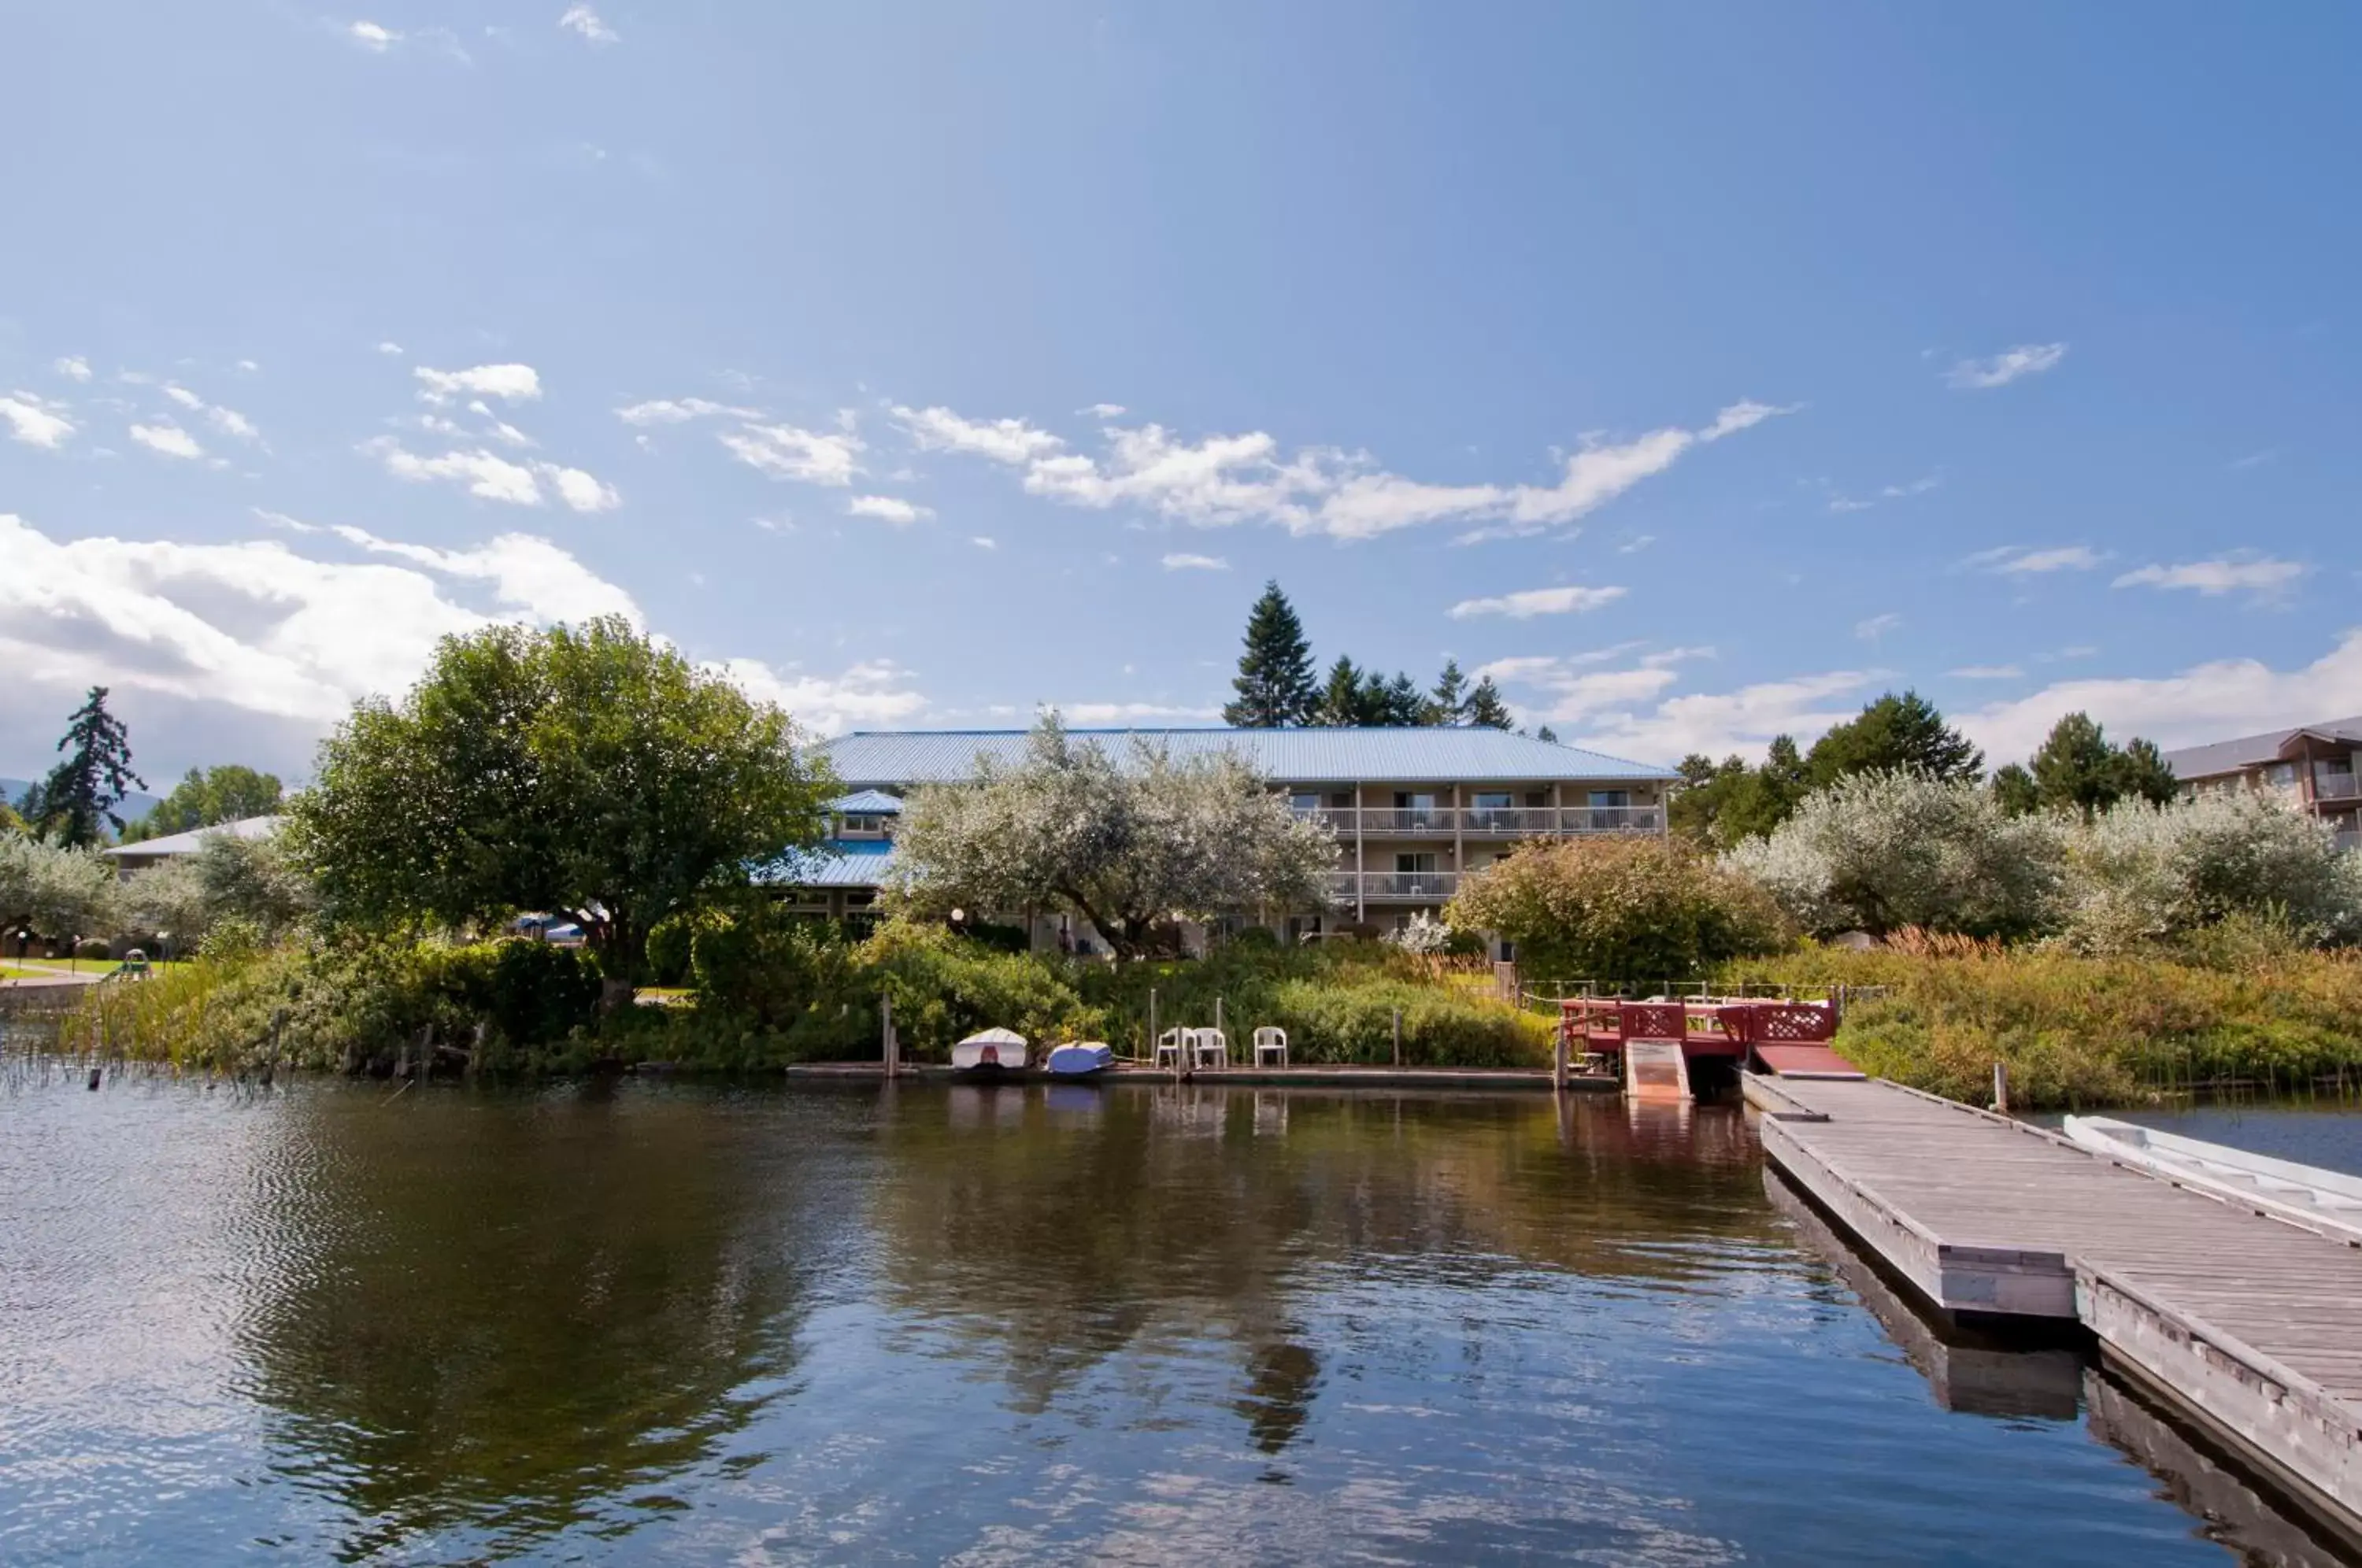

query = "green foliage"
2059;789;2362;952
2016;712;2178;818
67;936;603;1074
29;686;144;846
1727;770;2064;938
121;764;283;842
0;834;121;941
1224;579;1320;727
1447;834;1790;985
1075;941;1549;1067
888;712;1336;958
1719;945;2362;1109
1672;736;1809;849
1989;762;2040;816
646;908;731;986
121;830;313;952
1462;675;1513;730
1805;690;1983;788
1427;659;1468;725
286;617;835;992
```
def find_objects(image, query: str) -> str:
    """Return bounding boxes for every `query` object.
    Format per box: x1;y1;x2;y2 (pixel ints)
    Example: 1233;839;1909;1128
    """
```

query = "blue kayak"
1044;1042;1115;1078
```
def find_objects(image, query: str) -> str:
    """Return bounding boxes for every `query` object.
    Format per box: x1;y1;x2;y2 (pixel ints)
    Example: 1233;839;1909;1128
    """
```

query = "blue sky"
3;2;2358;781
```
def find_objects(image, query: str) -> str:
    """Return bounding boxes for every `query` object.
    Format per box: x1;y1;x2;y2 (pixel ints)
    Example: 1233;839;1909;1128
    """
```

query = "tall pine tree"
1463;675;1514;730
35;686;144;847
1316;656;1367;726
1426;660;1469;725
1222;581;1318;727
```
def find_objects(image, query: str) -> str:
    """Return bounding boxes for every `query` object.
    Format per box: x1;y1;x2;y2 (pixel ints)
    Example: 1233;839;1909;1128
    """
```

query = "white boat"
950;1027;1028;1073
1045;1041;1114;1078
2063;1115;2362;1241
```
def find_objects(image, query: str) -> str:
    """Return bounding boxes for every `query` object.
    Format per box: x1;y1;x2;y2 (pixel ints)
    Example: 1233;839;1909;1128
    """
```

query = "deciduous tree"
888;712;1338;957
121;764;285;842
286;618;833;1004
1448;835;1789;984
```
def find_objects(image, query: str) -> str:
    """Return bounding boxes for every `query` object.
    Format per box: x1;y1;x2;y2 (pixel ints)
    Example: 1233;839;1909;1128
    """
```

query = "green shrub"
1718;945;2362;1109
74;937;111;960
1451;834;1790;986
645;910;729;986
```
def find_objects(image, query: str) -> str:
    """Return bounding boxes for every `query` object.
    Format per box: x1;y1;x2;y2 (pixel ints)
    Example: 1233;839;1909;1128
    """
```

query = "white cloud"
1967;544;2104;575
720;422;863;486
1081;403;1126;420
361;438;541;505
328;523;641;624
1448;585;1627;620
1963;629;2362;766
2112;555;2308;600
972;536;998;549
1946;342;2068;390
1854;612;1902;642
414;363;542;405
236;359;259;373
891;404;1065;464
1058;701;1224;724
713;657;927;735
557;4;618;44
534;461;621;512
909;398;1787;541
0;393;76;449
1828;474;1941;514
1160;553;1228;571
161;383;262;445
614;397;760;426
349;20;400;51
846;494;932;525
53;357;92;383
129;422;204;460
1948;664;2024;680
376;341;405;356
1573;670;1882;763
1477;645;1715;725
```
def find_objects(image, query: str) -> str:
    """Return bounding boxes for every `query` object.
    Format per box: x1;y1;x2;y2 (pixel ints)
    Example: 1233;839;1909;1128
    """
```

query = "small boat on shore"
1045;1041;1115;1078
2063;1115;2362;1241
951;1028;1028;1074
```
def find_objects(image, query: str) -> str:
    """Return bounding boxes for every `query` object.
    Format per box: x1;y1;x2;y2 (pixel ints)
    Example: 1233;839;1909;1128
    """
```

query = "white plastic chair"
1152;1028;1187;1071
1253;1026;1289;1067
1191;1027;1230;1071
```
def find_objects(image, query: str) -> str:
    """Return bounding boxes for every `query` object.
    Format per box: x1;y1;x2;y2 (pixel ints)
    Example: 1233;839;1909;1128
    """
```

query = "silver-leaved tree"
888;712;1338;957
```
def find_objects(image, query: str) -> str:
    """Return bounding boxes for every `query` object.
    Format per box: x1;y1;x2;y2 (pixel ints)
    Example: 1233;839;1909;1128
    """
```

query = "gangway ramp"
1623;1038;1690;1102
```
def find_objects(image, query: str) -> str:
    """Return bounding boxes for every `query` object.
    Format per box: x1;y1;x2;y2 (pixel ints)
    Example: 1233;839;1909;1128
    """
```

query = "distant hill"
1;778;166;824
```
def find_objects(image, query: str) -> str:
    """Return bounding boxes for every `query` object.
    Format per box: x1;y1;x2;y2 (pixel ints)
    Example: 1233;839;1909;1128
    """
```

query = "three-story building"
779;727;1676;945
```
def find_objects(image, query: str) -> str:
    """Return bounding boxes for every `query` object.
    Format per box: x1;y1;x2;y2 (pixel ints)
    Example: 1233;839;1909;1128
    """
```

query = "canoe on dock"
1044;1042;1114;1078
2062;1115;2362;1244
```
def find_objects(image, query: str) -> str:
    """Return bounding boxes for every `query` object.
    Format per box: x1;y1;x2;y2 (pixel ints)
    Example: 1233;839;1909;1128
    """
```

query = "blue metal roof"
104;815;284;859
827;789;905;814
820;727;1674;786
755;839;898;889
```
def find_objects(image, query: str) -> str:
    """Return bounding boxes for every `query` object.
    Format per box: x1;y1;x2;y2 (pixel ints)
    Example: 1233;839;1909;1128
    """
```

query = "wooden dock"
783;1060;1620;1092
1748;1074;2362;1545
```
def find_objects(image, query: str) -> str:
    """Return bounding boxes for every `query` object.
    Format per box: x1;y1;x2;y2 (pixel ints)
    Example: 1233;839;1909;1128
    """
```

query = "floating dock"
1748;1074;2362;1547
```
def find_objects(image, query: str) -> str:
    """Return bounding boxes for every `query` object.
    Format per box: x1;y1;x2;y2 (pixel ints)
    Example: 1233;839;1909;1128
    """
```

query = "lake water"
0;1067;2348;1565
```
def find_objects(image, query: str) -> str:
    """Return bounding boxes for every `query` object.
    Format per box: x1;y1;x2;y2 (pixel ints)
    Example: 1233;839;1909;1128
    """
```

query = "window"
1523;791;1546;808
1472;791;1512;811
1289;792;1322;813
1330;791;1353;808
2268;764;2298;787
842;812;887;836
1588;790;1631;808
1396;852;1436;873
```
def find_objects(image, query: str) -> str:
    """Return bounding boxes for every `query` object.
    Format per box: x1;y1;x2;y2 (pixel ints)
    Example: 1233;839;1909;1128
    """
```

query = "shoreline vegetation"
10;620;2362;1115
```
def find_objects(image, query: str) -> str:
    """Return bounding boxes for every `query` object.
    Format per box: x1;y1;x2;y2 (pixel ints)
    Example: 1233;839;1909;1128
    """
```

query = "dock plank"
1752;1074;2362;1541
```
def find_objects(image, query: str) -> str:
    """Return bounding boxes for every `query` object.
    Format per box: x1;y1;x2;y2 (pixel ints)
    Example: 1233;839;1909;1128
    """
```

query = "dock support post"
1392;1007;1402;1067
882;993;898;1079
1553;1030;1568;1091
1992;1060;2009;1114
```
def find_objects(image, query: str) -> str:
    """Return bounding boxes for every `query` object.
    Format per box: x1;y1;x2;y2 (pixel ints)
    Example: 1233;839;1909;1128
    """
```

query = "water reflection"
3;1074;2350;1564
227;1085;857;1560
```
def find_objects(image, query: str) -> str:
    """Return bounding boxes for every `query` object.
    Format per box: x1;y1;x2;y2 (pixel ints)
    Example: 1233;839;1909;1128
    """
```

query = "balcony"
1294;804;1662;837
2314;771;2361;802
1328;871;1461;903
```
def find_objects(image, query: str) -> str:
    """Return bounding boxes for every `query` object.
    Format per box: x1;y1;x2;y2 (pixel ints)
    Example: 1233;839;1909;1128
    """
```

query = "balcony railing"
1328;871;1461;902
2314;772;2361;801
1294;804;1662;837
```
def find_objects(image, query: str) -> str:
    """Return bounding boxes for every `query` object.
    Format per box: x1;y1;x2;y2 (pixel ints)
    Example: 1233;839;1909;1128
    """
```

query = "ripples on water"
0;1062;2342;1565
